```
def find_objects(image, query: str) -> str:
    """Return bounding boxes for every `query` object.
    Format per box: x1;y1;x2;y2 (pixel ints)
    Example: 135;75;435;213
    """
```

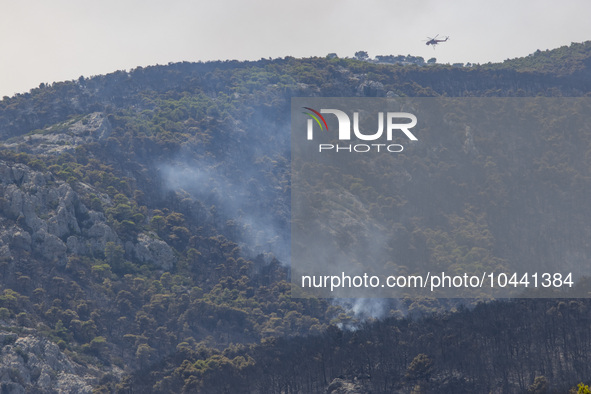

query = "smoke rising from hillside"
159;159;290;264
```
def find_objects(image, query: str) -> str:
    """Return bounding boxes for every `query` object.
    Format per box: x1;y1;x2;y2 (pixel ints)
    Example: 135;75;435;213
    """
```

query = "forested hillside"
0;41;590;393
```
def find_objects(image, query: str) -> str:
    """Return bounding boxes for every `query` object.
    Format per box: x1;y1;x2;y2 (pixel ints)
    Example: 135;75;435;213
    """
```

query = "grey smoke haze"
335;298;391;322
157;145;407;321
155;97;292;262
159;159;290;263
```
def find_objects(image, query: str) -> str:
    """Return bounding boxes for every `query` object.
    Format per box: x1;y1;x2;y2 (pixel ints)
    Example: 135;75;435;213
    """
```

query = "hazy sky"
1;0;590;98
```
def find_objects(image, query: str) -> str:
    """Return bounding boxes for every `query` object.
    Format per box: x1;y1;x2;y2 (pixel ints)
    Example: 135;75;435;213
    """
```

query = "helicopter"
425;34;449;48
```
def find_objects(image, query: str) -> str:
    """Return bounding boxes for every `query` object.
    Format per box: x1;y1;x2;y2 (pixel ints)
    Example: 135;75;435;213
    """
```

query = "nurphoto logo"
302;107;418;153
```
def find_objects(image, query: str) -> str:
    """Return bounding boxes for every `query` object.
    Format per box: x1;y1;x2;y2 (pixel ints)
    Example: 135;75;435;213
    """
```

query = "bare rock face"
32;230;67;263
47;185;82;239
2;112;112;156
0;161;121;263
74;220;119;256
127;232;176;270
68;112;112;141
0;161;176;271
10;231;31;252
0;334;95;393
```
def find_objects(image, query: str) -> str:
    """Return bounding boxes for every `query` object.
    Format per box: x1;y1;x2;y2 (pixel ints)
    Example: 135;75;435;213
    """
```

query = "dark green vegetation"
0;41;590;393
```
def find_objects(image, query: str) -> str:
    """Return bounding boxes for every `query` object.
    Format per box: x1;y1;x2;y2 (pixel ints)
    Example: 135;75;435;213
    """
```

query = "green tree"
406;354;433;383
354;51;369;60
105;242;125;273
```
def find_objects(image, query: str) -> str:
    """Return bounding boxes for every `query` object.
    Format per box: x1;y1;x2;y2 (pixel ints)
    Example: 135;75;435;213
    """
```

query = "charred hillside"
0;41;589;392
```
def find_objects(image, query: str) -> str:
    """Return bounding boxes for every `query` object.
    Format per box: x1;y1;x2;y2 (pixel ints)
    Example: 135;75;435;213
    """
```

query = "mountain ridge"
0;41;590;392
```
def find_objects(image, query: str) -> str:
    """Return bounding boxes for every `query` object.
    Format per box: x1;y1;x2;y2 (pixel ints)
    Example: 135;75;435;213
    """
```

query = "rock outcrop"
2;112;112;156
0;161;175;269
0;333;97;393
126;232;175;270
